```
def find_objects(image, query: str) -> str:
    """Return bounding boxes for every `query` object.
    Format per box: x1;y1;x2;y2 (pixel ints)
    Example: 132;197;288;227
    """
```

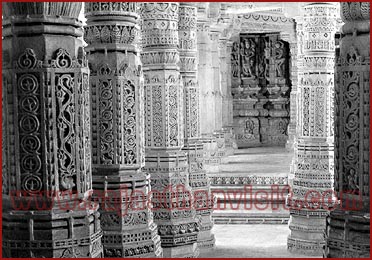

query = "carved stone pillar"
220;38;236;156
141;3;200;257
325;2;370;258
197;7;222;174
198;20;215;137
210;30;223;133
287;3;339;256
179;3;215;251
286;18;303;151
2;3;103;257
287;20;304;188
84;2;162;257
210;30;227;161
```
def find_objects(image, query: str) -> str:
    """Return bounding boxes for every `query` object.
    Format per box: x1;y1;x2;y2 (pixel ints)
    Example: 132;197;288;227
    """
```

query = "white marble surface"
200;224;321;258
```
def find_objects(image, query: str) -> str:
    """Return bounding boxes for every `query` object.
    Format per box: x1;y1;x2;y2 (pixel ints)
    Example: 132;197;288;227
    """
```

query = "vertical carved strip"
325;2;370;258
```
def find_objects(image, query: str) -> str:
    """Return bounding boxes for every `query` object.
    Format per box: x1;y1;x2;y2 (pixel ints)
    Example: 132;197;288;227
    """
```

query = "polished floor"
200;224;320;258
201;147;316;258
210;147;292;223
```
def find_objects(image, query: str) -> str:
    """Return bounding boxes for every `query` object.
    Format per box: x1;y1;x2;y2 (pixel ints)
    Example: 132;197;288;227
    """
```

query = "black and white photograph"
1;1;370;258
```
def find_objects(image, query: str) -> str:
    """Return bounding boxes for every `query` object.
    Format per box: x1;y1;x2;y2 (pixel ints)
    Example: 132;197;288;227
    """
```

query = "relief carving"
231;33;290;147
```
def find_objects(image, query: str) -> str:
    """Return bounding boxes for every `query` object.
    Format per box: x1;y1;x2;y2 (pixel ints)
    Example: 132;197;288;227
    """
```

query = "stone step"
208;173;289;185
212;215;289;225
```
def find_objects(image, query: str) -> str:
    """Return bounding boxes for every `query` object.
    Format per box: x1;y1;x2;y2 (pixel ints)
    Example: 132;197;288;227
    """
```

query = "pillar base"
325;210;370;258
287;236;324;256
92;170;163;258
183;140;216;253
163;243;199;258
144;150;200;258
198;233;216;252
196;212;215;251
200;135;222;173
102;223;163;258
2;207;103;258
222;126;236;156
287;209;328;256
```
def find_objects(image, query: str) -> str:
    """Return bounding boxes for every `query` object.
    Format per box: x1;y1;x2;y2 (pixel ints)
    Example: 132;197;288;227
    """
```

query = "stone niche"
231;33;291;147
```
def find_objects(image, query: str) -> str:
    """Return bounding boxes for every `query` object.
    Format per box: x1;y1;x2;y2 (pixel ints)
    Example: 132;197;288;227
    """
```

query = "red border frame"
0;1;370;259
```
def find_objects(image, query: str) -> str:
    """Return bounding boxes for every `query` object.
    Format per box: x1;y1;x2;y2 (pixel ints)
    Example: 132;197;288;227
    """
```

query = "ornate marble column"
84;2;162;257
325;2;370;258
286;18;303;151
141;3;200;257
287;20;304;188
2;3;103;257
211;29;223;134
197;5;223;174
287;3;339;256
179;2;215;251
220;35;236;156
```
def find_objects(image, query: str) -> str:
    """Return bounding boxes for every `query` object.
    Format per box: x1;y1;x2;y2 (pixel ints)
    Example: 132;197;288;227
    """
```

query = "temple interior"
1;2;370;258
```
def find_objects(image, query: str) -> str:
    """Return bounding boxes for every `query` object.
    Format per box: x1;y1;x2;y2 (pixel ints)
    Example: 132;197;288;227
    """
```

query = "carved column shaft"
84;2;162;257
141;3;200;257
210;29;223;132
225;41;235;128
198;21;215;137
221;39;236;156
197;6;223;173
210;29;227;163
287;3;339;256
286;18;303;150
2;3;103;257
287;19;303;187
179;3;215;251
325;2;370;258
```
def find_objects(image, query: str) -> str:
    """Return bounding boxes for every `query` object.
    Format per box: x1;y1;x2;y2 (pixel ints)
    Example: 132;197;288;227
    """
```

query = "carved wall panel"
231;33;291;147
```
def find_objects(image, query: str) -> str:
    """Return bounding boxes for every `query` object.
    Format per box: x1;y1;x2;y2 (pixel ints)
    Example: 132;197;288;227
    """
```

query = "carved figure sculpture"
274;41;286;77
241;39;256;78
231;41;240;77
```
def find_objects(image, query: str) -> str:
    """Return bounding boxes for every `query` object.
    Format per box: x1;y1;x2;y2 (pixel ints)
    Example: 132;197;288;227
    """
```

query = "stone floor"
209;147;292;223
200;224;321;258
220;147;292;175
200;147;319;257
